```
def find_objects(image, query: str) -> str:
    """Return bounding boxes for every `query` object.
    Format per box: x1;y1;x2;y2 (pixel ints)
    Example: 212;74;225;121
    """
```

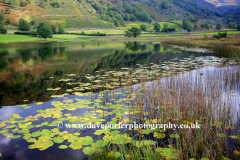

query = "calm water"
0;41;239;160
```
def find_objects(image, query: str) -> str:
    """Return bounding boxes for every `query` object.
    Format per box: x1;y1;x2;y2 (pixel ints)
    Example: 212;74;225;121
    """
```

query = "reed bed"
91;65;240;160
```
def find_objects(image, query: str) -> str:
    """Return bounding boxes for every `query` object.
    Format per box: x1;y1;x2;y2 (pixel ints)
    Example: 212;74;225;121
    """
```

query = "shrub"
140;24;147;31
0;28;7;34
14;31;38;36
237;24;240;31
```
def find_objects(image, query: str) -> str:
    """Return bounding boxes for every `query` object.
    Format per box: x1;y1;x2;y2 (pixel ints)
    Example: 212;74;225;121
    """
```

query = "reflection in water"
0;41;222;107
0;52;9;73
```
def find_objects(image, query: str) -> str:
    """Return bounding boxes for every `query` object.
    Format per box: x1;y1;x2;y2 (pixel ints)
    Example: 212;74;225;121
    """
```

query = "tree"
37;22;47;36
228;22;237;29
9;0;19;8
20;0;28;7
18;18;31;31
0;13;5;22
140;24;147;31
50;25;57;34
114;20;119;27
183;20;193;32
0;28;7;34
216;23;222;30
130;14;137;21
161;1;168;9
124;14;130;21
237;24;240;31
41;25;52;40
115;13;123;21
163;23;168;29
154;22;161;32
124;27;141;38
6;18;11;25
58;23;65;33
194;24;198;31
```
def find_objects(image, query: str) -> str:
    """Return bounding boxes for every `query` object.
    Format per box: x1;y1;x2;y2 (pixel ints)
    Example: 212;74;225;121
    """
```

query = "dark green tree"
50;25;57;34
237;24;240;31
228;22;237;29
154;22;161;32
58;23;65;33
140;24;147;31
41;25;52;40
194;24;198;31
124;27;141;38
114;20;120;27
18;18;31;31
216;23;222;30
0;13;5;22
161;1;168;9
124;14;130;21
0;28;7;34
6;18;11;25
37;22;46;36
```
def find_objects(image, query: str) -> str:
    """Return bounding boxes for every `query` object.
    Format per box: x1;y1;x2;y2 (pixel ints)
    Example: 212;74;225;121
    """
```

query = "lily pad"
170;133;180;139
53;136;64;143
83;146;96;155
58;145;68;149
11;135;22;139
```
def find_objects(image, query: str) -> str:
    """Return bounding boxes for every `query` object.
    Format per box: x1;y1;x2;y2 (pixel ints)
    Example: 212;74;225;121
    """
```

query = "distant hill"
0;0;239;29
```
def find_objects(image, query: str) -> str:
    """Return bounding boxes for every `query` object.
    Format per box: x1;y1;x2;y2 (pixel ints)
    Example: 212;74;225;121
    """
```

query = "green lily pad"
132;140;144;147
53;136;64;143
58;145;68;149
11;135;22;139
153;132;166;139
0;129;9;134
156;147;177;159
23;134;32;140
69;141;82;150
83;146;96;155
170;133;180;139
94;129;110;135
31;131;41;137
17;129;29;134
78;136;94;145
142;140;156;146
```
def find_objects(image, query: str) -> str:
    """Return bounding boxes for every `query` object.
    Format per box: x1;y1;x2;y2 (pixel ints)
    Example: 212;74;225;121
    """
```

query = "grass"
125;22;151;29
0;35;39;43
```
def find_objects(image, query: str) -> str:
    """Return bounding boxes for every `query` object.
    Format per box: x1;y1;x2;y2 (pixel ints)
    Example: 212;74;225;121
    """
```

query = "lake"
0;41;239;160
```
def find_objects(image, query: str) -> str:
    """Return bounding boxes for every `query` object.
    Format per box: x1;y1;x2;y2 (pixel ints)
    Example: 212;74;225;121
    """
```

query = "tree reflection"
0;52;9;73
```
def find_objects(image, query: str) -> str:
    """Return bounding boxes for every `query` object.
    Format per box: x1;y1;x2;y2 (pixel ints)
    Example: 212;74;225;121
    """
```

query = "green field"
0;35;39;43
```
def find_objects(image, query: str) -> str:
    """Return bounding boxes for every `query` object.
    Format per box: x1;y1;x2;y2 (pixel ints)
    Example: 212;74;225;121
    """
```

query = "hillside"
204;0;239;7
0;0;239;29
